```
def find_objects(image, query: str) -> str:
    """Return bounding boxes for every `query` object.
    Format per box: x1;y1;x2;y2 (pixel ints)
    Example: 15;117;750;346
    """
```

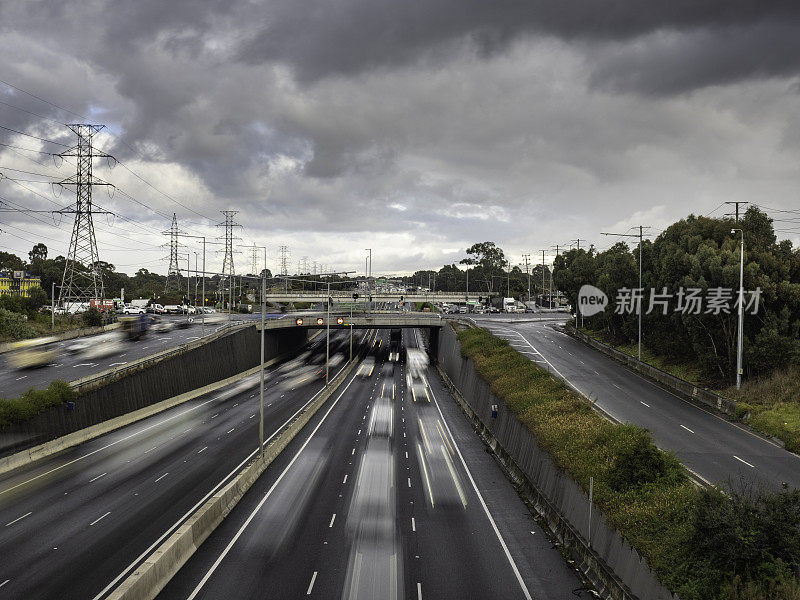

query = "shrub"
0;380;76;426
83;306;103;327
0;308;37;340
606;425;686;491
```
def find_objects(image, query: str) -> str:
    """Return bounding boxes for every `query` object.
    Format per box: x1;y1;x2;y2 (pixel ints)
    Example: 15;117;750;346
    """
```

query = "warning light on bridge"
296;318;303;326
317;317;324;325
337;317;344;325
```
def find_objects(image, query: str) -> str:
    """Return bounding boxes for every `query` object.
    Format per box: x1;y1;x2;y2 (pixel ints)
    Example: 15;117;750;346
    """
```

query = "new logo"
578;284;608;316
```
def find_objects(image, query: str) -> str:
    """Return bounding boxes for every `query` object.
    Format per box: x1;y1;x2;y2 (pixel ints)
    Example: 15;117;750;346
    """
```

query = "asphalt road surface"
158;328;587;600
0;314;279;398
471;314;800;490
0;329;359;600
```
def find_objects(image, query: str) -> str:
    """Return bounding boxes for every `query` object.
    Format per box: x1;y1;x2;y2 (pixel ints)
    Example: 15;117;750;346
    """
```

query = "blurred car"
146;304;165;314
151;319;174;333
416;414;467;509
359;356;376;378
8;337;60;369
77;332;126;360
368;397;394;439
163;305;184;314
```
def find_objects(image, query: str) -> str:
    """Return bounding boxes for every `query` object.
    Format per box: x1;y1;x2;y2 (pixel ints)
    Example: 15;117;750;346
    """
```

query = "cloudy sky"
0;0;799;277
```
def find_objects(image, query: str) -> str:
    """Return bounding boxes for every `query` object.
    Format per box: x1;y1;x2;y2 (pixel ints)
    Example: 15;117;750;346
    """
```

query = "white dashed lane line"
733;455;756;468
680;425;695;434
89;472;107;482
5;512;32;527
155;473;169;483
89;511;111;526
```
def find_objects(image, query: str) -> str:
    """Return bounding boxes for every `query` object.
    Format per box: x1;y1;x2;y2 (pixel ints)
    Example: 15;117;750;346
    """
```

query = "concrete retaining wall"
1;325;308;457
565;325;736;417
437;323;676;600
108;351;359;600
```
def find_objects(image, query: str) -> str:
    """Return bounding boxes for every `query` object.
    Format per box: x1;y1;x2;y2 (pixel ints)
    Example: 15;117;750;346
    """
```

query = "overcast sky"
0;0;798;277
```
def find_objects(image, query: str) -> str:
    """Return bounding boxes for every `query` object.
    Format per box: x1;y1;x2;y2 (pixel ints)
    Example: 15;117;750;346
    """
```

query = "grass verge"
458;326;800;600
0;380;76;427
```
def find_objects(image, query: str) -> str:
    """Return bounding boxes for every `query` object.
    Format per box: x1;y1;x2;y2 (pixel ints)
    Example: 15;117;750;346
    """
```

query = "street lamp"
180;234;207;337
732;228;744;389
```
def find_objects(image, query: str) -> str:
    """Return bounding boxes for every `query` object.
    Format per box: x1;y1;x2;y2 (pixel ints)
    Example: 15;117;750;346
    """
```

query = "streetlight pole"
180;234;206;337
51;282;55;330
732;228;744;389
602;227;647;360
326;279;331;385
541;251;546;307
259;271;265;455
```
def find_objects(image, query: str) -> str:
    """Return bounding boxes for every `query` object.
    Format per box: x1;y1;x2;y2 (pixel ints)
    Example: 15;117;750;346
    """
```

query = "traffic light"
337;317;344;325
400;296;404;303
353;293;359;300
369;295;373;302
296;318;303;326
317;317;324;325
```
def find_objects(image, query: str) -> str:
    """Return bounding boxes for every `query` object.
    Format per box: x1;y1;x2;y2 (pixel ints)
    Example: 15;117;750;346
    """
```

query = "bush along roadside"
457;327;800;600
0;380;76;427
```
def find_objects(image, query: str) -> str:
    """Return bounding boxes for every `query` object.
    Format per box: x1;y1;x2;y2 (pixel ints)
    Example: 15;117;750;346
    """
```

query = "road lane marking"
211;413;219;419
185;366;360;600
249;414;255;419
428;385;533;600
5;512;32;527
90;511;111;526
411;517;416;532
0;580;8;588
15;375;27;380
733;455;755;468
73;363;98;367
198;447;207;453
640;401;650;407
89;472;107;482
155;473;169;483
144;446;157;454
227;428;235;434
329;513;336;527
407;477;412;488
109;362;127;367
307;571;318;595
417;582;423;600
680;425;695;434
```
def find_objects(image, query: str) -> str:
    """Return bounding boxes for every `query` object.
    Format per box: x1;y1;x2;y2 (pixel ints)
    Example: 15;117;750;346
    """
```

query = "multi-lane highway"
157;328;586;599
471;313;800;490
0;315;271;399
0;329;355;599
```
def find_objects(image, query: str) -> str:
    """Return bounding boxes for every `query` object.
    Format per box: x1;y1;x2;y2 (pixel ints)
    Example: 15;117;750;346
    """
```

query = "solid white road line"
428;385;534;600
417;582;423;600
89;472;107;482
185;368;360;600
0;579;8;588
680;425;695;434
90;511;111;526
306;571;318;595
154;473;169;483
5;512;32;527
733;455;756;468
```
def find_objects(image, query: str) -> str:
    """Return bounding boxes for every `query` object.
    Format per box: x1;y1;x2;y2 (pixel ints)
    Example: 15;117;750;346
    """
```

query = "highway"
158;328;585;599
471;314;800;490
0;329;356;600
0;315;273;399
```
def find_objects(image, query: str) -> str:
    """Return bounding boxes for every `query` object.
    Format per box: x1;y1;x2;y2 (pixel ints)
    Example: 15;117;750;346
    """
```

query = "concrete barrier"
564;324;736;418
437;323;676;600
107;355;359;600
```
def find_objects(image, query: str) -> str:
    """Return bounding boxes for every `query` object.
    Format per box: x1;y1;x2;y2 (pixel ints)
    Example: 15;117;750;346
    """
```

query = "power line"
0;123;68;147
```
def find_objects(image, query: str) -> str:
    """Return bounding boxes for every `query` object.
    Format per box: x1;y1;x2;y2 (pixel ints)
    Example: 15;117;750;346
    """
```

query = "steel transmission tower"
217;210;241;294
249;243;259;276
278;245;289;275
163;213;183;293
56;124;115;307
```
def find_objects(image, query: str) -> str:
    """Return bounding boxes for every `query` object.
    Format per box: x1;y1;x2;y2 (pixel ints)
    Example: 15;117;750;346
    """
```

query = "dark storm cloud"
238;0;800;92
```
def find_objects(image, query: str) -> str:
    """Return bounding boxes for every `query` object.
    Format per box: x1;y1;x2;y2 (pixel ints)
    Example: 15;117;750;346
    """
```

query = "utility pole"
522;254;531;302
601;226;648;360
217;210;241;319
725;201;748;223
279;245;289;291
163;213;183;293
551;245;561;309
570;239;586;251
732;228;745;389
541;250;546;308
56;124;115;308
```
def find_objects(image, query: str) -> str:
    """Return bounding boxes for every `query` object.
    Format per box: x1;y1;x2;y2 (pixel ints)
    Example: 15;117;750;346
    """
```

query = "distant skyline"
1;1;798;276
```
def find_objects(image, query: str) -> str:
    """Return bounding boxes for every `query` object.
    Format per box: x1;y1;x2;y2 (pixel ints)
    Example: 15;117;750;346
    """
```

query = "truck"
130;298;150;309
503;297;517;313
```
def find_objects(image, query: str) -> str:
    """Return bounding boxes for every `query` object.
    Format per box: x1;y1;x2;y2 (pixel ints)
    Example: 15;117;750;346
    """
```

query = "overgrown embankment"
458;326;800;600
0;380;75;426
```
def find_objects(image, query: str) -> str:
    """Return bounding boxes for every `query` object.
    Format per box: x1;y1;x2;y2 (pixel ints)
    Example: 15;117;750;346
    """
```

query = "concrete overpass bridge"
263;290;483;303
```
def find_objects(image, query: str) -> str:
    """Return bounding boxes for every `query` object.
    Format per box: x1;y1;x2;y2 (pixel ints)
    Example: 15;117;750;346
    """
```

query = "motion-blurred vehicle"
368;397;394;439
406;348;430;402
119;314;150;340
388;329;402;362
77;332;125;360
147;304;165;314
163;305;183;314
359;356;376;378
8;337;60;369
416;414;468;509
151;319;174;333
